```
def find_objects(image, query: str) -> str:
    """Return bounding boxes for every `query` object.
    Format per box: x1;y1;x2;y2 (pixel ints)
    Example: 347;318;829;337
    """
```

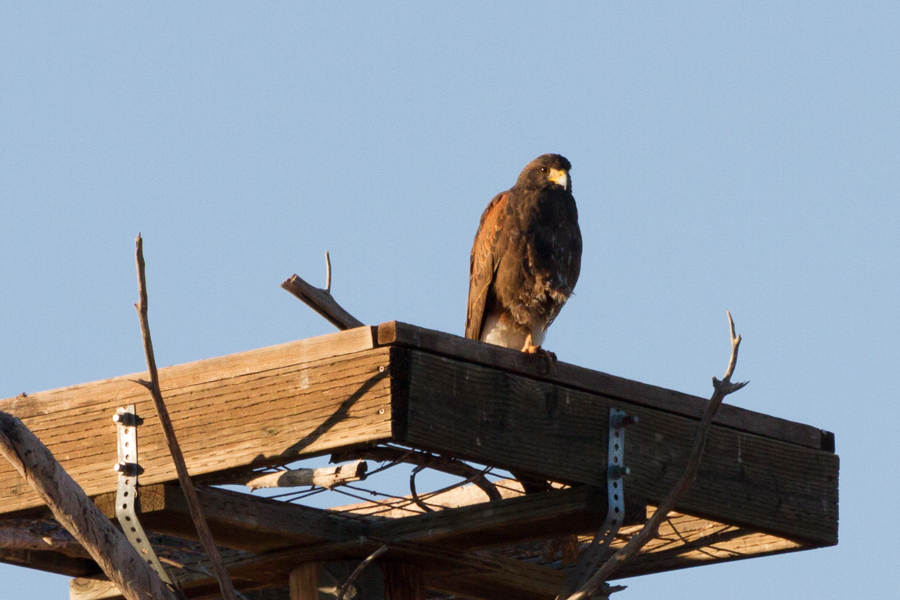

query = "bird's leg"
522;333;537;353
522;334;557;373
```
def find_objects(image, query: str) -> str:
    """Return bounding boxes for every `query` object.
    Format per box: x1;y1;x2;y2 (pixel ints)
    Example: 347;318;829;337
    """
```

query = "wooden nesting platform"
0;322;839;600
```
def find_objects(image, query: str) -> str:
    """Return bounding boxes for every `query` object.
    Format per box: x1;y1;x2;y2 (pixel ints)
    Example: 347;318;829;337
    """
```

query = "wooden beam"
92;484;366;553
1;549;99;578
391;348;839;547
377;321;834;451
70;540;568;600
97;482;641;555
426;553;566;600
370;485;646;549
61;478;809;600
289;563;319;600
615;508;805;577
337;480;807;580
383;562;425;600
0;328;391;515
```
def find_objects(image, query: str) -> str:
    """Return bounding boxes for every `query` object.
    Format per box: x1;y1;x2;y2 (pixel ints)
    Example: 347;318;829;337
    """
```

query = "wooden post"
382;562;424;600
290;563;320;600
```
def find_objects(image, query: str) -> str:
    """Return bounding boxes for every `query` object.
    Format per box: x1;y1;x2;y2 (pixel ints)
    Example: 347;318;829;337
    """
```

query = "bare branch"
563;311;749;600
230;460;368;491
336;545;388;600
135;234;238;600
281;267;364;330
0;412;180;600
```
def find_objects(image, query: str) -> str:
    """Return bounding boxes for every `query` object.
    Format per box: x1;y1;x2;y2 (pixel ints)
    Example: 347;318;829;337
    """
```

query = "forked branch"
562;311;749;600
282;250;364;330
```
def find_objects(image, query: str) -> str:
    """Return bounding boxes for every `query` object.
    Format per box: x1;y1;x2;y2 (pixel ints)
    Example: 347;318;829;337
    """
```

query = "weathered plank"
392;348;839;546
0;328;392;514
69;541;568;600
90;482;640;555
65;484;810;600
377;321;834;451
92;484;366;553
425;551;566;600
613;510;804;578
1;549;99;579
338;479;808;580
70;545;259;600
370;485;645;549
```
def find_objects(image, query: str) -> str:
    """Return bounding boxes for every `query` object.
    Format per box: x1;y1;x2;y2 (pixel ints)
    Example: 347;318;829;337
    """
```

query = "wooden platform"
0;322;839;600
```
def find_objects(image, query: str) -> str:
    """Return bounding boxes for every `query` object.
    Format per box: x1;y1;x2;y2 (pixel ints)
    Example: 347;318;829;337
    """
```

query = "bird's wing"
466;191;509;340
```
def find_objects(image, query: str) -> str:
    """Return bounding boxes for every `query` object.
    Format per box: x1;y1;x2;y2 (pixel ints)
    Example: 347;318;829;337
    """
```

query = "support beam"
391;347;839;546
98;482;642;554
0;329;390;514
370;485;645;549
92;484;366;553
289;563;319;600
377;321;834;451
1;549;99;579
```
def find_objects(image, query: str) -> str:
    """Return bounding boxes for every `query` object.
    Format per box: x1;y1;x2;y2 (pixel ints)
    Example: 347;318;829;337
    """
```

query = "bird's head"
516;154;572;193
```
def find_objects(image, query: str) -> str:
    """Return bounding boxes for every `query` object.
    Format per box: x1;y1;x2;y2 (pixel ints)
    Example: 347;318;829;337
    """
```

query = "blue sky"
1;2;898;598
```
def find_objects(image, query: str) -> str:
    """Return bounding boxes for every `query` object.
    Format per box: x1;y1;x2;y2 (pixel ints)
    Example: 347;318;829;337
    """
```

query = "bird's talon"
523;345;557;373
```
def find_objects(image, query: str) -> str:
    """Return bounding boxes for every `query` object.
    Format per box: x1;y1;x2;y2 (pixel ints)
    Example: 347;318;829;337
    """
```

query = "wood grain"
370;485;645;549
0;329;389;514
377;321;833;451
281;275;364;331
393;349;839;546
93;484;366;553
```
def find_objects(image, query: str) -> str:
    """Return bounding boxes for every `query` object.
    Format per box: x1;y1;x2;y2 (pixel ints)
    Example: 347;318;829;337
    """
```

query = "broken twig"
233;460;368;491
134;234;238;600
562;310;749;600
282;251;364;330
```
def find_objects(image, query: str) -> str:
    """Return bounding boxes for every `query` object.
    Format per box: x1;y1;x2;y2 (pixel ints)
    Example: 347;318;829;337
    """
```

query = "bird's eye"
540;167;548;173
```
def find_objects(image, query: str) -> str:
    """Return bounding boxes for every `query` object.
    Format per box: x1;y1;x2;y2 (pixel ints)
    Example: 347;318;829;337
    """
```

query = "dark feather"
466;154;582;345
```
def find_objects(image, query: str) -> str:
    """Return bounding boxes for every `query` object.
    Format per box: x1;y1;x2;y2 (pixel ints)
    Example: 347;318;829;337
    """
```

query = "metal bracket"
113;404;173;584
564;407;638;592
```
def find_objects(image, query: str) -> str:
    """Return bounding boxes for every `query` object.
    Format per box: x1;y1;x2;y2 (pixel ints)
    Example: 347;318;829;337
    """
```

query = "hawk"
466;154;582;355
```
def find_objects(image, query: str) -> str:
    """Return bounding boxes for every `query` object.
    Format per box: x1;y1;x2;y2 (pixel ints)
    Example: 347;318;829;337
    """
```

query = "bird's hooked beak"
548;168;569;190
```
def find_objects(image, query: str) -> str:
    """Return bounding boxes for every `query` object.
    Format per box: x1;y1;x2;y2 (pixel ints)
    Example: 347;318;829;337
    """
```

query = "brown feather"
465;191;509;340
465;154;581;349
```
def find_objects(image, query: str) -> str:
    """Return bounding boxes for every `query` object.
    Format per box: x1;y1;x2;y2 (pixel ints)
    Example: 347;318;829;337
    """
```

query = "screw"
113;463;139;476
113;412;138;426
609;465;631;479
612;413;639;428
